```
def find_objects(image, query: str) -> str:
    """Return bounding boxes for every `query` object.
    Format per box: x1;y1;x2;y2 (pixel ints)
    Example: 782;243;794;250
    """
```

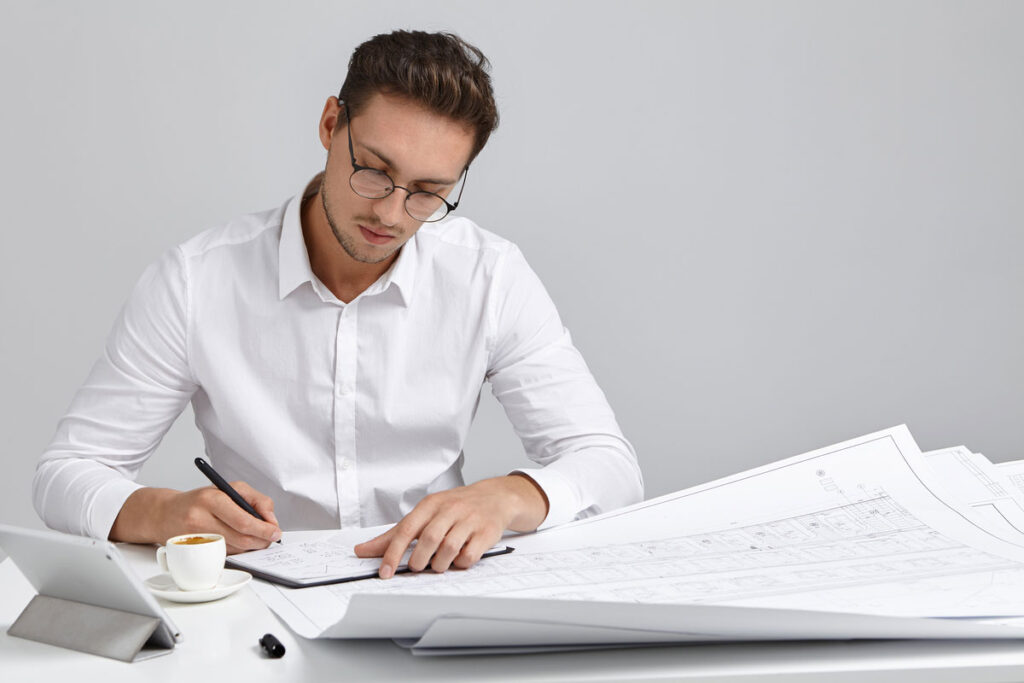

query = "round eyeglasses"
344;103;468;223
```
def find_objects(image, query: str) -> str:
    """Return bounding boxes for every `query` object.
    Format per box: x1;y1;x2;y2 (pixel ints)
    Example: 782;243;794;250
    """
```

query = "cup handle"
156;546;169;573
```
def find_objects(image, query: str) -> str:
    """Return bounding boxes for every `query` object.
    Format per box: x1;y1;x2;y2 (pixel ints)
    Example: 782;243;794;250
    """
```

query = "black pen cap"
260;633;286;658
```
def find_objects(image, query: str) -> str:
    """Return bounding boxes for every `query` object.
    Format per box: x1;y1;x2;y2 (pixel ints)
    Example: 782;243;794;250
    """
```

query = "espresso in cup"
157;533;226;591
174;536;218;545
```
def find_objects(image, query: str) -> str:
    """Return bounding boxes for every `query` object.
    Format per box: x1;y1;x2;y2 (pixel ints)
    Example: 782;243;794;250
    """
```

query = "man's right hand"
109;484;282;554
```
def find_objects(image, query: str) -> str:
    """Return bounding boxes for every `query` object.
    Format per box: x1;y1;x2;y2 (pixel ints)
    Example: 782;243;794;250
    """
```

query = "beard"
320;175;402;265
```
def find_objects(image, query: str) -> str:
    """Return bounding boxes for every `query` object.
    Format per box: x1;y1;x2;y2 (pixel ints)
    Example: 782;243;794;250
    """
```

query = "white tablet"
0;524;180;657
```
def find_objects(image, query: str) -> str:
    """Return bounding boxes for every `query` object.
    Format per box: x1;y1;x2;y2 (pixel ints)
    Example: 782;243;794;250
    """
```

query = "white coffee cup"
156;533;226;591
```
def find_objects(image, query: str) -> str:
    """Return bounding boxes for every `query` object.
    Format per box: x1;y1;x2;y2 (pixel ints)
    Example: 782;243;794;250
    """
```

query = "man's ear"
318;96;344;151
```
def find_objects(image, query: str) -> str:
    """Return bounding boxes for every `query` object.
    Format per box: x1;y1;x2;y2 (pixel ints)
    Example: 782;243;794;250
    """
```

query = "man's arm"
355;244;642;575
33;248;280;551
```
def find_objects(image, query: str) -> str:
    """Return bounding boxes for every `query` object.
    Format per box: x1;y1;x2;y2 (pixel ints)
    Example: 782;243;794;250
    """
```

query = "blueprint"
249;426;1024;646
921;446;1024;544
997;459;1024;499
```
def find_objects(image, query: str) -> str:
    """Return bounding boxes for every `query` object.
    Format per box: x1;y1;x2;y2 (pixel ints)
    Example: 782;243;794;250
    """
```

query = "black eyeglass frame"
342;102;468;223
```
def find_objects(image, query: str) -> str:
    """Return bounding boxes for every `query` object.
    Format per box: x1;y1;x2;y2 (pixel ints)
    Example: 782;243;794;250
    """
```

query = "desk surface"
3;534;1024;682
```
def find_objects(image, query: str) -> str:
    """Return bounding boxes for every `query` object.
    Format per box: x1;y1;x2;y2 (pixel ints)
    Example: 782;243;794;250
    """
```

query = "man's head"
313;31;498;267
339;30;499;164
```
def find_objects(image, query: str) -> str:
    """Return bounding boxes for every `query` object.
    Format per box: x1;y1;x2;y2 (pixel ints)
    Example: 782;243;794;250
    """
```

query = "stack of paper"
243;426;1024;654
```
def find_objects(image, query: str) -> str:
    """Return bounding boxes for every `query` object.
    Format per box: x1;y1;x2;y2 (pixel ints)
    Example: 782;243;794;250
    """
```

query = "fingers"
203;488;281;551
353;528;393;558
356;518;466;578
429;521;473;573
225;540;255;555
164;484;280;553
354;484;515;579
404;516;454;572
453;530;501;570
377;514;428;579
176;497;261;552
208;493;282;548
230;480;281;528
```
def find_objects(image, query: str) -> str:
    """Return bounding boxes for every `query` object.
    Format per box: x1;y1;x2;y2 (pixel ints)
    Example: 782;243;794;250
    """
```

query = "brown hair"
338;30;499;164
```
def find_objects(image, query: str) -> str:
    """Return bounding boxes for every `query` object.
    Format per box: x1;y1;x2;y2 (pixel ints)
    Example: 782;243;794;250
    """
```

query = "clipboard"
227;545;515;589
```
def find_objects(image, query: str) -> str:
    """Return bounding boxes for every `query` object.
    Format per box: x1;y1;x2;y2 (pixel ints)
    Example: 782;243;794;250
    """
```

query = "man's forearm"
504;472;550;531
108;487;179;544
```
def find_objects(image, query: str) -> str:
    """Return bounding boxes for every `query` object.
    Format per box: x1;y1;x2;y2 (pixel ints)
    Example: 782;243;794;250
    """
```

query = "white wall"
3;1;1022;532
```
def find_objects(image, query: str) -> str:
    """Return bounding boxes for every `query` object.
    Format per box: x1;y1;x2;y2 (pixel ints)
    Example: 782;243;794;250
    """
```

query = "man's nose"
372;189;406;227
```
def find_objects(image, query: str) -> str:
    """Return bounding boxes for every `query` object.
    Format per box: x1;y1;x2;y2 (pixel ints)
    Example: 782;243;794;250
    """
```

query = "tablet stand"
9;594;175;662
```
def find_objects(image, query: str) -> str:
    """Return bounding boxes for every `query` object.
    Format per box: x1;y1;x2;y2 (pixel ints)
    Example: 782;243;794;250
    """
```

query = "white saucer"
145;568;252;603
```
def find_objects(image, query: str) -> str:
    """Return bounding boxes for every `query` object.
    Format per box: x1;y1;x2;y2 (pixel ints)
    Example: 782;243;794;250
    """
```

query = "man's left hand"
353;473;548;578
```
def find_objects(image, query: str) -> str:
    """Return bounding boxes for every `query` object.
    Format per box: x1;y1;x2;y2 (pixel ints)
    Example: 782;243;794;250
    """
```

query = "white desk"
3;534;1024;682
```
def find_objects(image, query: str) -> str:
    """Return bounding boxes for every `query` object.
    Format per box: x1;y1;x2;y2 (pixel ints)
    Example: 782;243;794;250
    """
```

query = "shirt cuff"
87;478;145;541
510;468;580;530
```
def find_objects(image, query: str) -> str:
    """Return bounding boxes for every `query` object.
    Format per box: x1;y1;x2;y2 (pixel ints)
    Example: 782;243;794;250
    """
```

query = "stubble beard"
320;178;399;265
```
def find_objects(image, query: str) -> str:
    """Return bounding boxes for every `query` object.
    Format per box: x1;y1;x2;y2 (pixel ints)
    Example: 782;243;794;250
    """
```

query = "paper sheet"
228;534;390;583
249;426;1024;648
997;460;1024;499
921;446;1024;544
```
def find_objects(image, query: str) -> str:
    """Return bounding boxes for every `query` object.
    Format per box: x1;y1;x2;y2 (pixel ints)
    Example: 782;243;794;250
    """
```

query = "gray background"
2;1;1022;533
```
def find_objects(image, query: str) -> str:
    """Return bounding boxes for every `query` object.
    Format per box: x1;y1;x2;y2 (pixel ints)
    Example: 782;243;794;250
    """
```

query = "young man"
33;31;642;577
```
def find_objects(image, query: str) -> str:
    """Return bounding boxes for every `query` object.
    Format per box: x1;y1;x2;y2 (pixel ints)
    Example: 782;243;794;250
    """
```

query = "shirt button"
339;459;351;471
337;383;352;396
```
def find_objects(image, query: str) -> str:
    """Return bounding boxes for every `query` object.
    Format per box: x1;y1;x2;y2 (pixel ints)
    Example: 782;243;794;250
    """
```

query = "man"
33;30;642;578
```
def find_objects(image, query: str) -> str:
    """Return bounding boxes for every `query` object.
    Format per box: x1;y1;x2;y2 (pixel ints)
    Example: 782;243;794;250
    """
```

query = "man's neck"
300;189;397;304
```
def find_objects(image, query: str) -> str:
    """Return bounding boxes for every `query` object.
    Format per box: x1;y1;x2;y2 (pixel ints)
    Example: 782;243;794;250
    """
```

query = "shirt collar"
278;173;417;307
278;176;320;300
380;231;417;307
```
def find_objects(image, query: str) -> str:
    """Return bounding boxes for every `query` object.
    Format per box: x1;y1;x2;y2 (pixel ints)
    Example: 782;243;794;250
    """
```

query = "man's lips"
358;224;396;245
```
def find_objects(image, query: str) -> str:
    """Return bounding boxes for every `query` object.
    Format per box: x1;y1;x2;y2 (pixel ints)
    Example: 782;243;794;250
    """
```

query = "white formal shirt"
34;176;643;540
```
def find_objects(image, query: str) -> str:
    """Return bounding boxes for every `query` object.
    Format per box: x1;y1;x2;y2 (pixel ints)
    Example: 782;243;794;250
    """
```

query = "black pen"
194;457;282;544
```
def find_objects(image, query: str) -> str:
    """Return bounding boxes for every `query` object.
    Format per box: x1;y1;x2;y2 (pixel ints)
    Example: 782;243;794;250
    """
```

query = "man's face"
317;92;475;265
